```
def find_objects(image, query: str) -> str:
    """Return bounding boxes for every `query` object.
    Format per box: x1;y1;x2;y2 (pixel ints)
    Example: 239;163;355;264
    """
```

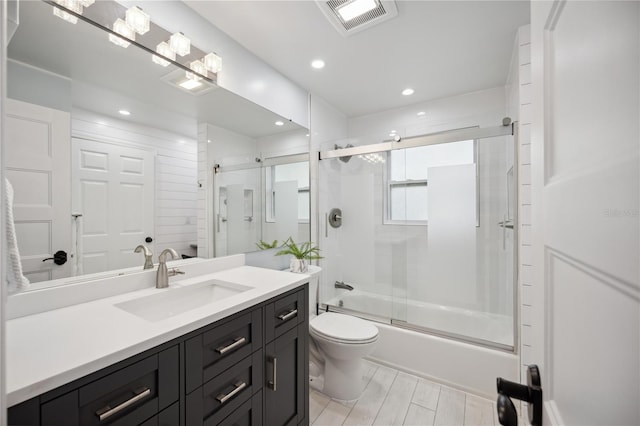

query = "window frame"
382;139;479;226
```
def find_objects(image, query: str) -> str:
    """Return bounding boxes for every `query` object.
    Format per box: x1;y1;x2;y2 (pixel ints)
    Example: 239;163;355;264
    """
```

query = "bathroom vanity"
6;258;309;426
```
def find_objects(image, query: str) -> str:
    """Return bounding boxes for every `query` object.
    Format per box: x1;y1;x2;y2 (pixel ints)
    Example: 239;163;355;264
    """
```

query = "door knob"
496;364;542;426
43;250;68;265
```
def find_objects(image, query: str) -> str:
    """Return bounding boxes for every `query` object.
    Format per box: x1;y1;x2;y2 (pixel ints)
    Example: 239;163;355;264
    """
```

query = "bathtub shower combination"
317;122;518;360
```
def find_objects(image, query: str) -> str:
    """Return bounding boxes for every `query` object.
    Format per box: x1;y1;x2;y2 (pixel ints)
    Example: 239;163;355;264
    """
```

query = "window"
265;161;309;223
385;140;476;224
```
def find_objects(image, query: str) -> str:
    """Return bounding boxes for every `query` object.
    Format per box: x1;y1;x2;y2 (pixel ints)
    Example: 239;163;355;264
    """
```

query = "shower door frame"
317;121;520;353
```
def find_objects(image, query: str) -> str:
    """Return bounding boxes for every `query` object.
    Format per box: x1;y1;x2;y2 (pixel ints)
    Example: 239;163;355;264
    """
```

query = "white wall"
1;1;8;421
310;94;349;307
506;24;534;389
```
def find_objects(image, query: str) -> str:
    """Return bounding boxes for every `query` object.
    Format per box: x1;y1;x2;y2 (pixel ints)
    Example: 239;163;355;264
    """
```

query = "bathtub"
324;290;519;398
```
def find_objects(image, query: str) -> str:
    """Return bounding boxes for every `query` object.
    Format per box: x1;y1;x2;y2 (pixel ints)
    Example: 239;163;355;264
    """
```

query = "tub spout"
335;281;354;291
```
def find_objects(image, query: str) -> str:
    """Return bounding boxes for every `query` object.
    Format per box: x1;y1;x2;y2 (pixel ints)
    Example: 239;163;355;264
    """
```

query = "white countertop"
6;264;310;406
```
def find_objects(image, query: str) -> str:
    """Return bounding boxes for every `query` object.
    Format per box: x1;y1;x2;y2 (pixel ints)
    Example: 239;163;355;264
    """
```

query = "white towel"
5;178;30;293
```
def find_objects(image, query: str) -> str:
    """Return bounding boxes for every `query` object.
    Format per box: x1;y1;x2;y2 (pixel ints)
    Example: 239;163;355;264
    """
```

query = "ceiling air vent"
316;0;398;37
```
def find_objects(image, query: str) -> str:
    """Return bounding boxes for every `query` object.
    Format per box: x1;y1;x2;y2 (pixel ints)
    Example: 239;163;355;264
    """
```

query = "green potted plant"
275;237;322;273
255;239;279;250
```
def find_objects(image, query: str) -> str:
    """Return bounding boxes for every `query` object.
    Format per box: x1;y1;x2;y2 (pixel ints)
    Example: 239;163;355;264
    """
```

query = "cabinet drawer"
218;390;262;426
186;350;263;426
265;287;307;342
139;401;179;426
43;345;179;426
186;309;262;394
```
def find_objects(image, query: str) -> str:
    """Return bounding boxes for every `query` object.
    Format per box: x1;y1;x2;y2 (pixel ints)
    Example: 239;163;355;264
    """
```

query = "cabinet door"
264;324;306;426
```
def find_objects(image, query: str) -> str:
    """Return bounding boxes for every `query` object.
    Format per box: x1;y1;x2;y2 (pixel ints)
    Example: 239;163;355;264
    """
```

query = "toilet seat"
310;312;378;344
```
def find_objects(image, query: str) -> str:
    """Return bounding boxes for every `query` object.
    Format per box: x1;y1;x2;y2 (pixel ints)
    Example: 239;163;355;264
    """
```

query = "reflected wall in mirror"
5;0;310;291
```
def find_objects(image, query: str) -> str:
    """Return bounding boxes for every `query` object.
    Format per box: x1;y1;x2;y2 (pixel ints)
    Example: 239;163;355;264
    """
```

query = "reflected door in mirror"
72;139;155;275
5;99;72;283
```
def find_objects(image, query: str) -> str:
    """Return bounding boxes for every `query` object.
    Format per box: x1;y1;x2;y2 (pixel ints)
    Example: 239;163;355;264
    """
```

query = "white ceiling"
185;0;530;118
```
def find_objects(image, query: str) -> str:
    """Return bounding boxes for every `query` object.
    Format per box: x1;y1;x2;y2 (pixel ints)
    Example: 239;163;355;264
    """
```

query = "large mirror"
5;0;310;291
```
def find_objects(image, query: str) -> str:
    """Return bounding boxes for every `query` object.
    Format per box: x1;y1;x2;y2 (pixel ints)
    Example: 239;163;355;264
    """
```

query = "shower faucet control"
328;208;342;228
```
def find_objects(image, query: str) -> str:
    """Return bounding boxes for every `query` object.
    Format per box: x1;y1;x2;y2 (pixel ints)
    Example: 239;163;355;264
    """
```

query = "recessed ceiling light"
207;139;211;144
417;111;426;116
311;59;325;69
336;0;377;22
118;110;131;116
275;121;284;126
402;88;414;96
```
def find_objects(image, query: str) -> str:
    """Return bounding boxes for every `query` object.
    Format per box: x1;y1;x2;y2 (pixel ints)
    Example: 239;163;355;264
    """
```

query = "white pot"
290;258;308;273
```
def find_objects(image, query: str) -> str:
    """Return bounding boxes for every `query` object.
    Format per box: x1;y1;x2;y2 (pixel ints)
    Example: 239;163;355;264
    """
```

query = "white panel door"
5;99;71;282
72;138;155;274
532;1;639;424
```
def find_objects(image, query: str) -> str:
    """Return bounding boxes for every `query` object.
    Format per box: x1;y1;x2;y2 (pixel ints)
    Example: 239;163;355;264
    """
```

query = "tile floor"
310;360;498;426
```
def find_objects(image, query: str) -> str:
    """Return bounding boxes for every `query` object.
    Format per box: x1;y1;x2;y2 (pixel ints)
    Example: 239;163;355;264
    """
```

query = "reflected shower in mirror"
5;0;310;290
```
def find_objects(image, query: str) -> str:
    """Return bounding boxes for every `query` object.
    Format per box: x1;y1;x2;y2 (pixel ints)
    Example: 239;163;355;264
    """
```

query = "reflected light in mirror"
109;18;135;48
152;41;175;67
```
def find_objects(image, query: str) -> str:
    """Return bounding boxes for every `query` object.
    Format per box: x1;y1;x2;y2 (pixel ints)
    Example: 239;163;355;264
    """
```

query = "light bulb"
152;41;175;67
203;53;222;73
186;60;206;81
169;32;191;57
125;6;150;35
109;18;135;48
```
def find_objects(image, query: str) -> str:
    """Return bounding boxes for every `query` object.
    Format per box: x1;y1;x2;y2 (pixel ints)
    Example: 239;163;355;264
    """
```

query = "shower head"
334;143;354;163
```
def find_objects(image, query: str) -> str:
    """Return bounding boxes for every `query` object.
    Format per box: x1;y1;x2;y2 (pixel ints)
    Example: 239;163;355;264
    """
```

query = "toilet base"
322;356;366;401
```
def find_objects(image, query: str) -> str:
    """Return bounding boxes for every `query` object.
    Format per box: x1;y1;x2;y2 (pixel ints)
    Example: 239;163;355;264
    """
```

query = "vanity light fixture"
336;0;378;22
78;0;94;6
275;121;284;126
152;41;176;67
203;53;222;74
125;6;150;35
169;32;191;57
52;0;83;24
186;60;206;82
109;18;135;48
402;88;414;96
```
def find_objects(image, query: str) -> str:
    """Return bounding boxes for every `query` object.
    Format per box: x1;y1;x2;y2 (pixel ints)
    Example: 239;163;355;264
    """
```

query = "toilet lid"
310;312;378;343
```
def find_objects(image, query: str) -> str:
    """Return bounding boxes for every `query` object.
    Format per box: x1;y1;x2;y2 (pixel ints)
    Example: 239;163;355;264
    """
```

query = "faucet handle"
159;248;179;263
168;267;185;277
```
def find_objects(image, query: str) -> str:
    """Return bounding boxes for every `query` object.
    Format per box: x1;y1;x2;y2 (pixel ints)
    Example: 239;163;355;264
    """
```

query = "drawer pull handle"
268;356;277;391
96;387;151;421
216;381;247;404
278;309;298;322
216;337;247;354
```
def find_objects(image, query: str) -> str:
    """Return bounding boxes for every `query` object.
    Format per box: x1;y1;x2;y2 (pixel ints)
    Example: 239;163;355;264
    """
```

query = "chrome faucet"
134;245;154;270
156;248;184;289
335;281;354;291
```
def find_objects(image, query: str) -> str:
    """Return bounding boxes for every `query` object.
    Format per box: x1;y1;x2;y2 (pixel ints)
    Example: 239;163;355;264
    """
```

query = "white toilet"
306;266;379;401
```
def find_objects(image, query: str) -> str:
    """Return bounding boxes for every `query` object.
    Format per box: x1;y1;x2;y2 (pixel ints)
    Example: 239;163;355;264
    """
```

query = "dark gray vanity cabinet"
264;288;309;426
8;284;309;426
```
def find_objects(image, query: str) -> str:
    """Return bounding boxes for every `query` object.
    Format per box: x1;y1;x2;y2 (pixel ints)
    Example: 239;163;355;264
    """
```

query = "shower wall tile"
520;264;533;284
519;142;531;164
519;43;532;66
521;304;533;326
520;224;532;245
520;64;532;85
520;123;531;144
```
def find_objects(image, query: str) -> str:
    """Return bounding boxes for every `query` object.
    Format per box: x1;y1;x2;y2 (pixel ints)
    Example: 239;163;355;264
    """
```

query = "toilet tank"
306;265;322;316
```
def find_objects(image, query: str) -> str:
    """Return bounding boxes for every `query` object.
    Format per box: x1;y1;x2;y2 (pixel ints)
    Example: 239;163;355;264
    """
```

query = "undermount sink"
115;280;253;322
